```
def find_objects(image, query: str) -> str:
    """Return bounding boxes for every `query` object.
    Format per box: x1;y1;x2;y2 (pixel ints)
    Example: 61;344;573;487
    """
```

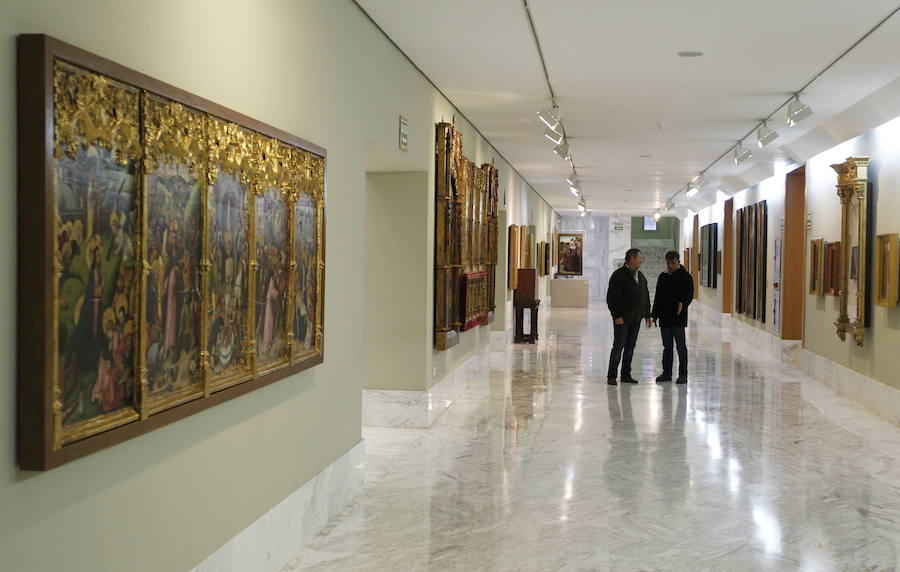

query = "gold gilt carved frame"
832;157;869;346
17;35;326;470
433;122;499;350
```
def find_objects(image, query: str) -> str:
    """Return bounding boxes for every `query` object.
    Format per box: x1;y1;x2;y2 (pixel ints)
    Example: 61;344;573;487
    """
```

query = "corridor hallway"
289;307;900;571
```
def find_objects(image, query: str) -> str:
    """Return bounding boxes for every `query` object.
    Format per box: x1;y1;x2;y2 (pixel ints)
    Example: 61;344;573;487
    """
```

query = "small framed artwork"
557;233;584;276
825;241;841;296
809;238;825;296
874;233;899;307
716;251;722;275
508;225;519;289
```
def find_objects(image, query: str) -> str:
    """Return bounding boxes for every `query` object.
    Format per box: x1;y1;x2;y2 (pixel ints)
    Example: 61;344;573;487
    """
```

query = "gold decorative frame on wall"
17;35;326;470
809;238;825;296
433;122;499;350
832;157;870;346
874;233;898;308
508;225;519;289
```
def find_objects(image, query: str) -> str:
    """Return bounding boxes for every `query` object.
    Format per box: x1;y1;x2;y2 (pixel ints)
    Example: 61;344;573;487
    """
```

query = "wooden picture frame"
809;238;825;296
874;233;899;308
508;225;519;289
557;233;584;276
700;223;718;288
17;35;327;470
832;157;871;345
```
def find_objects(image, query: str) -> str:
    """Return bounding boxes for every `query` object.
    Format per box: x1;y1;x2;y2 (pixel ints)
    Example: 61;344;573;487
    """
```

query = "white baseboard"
192;440;365;572
362;345;491;428
691;301;899;424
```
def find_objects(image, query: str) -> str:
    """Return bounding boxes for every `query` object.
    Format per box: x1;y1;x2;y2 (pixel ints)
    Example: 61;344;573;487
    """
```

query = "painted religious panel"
292;153;324;361
142;95;205;413
18;35;326;470
206;119;254;390
558;233;584;276
254;140;291;374
51;60;142;446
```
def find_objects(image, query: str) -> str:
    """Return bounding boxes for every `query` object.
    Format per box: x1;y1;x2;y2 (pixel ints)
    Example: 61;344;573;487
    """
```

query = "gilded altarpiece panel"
433;122;499;349
17;35;326;470
51;61;142;445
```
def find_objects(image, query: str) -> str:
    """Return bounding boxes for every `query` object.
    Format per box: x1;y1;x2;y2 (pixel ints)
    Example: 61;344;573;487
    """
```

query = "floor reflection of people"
604;385;639;503
652;385;689;510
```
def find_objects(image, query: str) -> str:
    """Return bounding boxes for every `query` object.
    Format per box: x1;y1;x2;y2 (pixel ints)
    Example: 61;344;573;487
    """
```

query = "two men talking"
606;249;693;385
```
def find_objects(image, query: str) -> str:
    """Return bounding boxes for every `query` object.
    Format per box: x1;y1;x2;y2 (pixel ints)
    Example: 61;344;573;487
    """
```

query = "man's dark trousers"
660;326;687;378
607;320;641;379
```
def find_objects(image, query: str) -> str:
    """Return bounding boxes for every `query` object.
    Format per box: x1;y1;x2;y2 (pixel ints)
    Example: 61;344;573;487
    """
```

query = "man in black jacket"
650;251;694;384
606;248;652;385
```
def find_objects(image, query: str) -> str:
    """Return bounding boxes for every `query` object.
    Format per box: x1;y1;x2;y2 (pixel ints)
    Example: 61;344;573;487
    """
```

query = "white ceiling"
356;0;900;215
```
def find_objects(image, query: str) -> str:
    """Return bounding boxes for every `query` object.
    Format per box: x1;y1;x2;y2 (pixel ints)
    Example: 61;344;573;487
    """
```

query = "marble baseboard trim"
691;302;801;363
193;440;365;572
693;300;899;423
799;349;900;425
363;346;491;428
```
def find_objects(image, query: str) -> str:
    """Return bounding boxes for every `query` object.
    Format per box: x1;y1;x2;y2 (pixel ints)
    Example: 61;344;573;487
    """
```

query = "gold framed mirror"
832;157;870;346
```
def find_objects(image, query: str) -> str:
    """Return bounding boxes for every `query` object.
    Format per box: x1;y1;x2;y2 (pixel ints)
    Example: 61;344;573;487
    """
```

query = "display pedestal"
551;279;589;307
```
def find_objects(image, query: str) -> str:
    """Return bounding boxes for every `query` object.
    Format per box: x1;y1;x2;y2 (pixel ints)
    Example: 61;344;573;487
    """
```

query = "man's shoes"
676;376;688;384
621;376;639;384
656;374;672;382
607;377;618;385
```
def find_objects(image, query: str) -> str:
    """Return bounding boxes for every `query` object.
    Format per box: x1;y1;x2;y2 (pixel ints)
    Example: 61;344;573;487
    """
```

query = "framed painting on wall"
874;233;898;307
17;35;326;470
508;225;519;289
700;223;718;288
809;238;825;296
557;233;583;276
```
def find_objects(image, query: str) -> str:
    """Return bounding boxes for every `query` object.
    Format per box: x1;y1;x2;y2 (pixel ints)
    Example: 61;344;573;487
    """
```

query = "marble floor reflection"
286;306;900;571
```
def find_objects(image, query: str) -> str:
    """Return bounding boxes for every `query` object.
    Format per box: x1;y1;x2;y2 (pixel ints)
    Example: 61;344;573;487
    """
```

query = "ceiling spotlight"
733;142;752;164
653;210;662;221
686;174;704;197
577;198;586;212
566;171;578;186
537;106;561;130
787;96;812;127
553;141;570;160
580;209;589;217
569;182;581;197
544;127;563;145
757;122;778;148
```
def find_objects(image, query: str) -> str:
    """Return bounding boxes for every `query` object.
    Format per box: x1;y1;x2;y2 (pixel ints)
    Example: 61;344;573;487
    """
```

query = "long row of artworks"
736;201;768;321
433;122;500;350
18;36;326;469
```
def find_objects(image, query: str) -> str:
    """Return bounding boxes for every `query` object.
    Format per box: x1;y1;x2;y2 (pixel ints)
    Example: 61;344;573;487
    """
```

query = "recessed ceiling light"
677;51;704;58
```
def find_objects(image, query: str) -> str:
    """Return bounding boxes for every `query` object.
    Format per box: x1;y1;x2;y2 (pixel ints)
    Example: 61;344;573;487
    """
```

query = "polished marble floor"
287;306;900;571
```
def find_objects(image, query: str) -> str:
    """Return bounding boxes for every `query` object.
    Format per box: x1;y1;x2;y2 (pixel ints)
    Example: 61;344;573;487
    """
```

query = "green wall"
631;216;680;243
0;0;545;569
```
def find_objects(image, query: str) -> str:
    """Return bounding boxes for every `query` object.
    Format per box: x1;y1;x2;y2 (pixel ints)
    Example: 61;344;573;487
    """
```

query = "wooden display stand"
514;269;539;343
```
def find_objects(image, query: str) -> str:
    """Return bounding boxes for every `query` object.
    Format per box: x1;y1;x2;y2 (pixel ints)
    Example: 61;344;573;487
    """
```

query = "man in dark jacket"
651;251;694;384
606;248;652;385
